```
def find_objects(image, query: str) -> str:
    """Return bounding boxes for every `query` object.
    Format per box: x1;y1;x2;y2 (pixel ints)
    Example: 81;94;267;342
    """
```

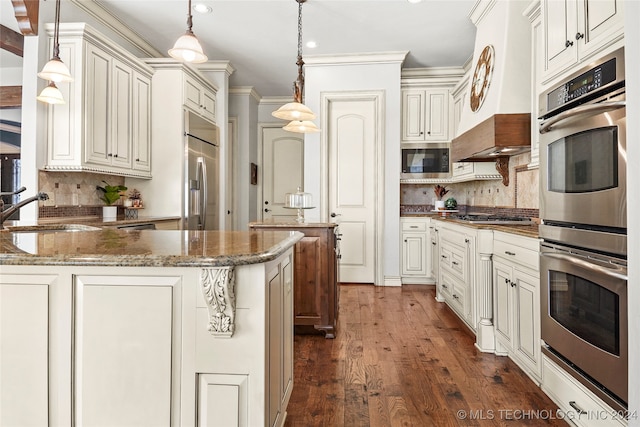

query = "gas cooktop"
452;214;533;225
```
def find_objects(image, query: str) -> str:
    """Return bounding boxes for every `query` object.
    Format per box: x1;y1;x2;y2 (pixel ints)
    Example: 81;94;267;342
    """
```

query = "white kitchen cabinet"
451;161;501;182
493;231;542;383
401;88;450;142
541;0;624;83
184;74;217;123
542;355;627;427
437;223;475;329
44;23;153;179
400;217;433;284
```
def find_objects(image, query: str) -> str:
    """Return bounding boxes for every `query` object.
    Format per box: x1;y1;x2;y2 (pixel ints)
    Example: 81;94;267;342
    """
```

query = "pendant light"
272;0;320;133
168;0;208;63
37;0;72;104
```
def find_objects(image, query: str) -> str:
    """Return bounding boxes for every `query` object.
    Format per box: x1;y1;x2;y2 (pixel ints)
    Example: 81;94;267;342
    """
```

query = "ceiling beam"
10;0;39;36
1;24;24;57
0;86;22;109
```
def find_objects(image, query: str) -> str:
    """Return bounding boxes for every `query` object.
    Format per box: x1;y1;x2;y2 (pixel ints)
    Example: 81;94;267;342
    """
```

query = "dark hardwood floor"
284;284;567;427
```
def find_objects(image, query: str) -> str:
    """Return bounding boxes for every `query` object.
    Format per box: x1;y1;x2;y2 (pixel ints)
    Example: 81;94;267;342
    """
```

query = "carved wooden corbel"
495;157;510;186
200;267;236;338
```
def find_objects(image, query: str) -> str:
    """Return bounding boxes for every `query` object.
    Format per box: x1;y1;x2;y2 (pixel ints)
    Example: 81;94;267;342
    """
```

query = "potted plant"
96;181;127;220
433;185;449;210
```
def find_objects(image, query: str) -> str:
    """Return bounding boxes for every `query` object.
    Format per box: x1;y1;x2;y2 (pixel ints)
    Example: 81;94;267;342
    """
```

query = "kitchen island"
0;228;302;427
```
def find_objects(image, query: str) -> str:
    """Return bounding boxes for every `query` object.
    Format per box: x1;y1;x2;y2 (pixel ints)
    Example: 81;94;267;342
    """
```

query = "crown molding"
68;0;163;58
197;61;235;76
229;86;261;102
304;51;409;67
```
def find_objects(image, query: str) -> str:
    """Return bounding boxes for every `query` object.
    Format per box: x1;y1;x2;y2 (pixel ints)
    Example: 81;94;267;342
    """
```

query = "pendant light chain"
186;0;194;35
53;0;61;58
294;0;305;104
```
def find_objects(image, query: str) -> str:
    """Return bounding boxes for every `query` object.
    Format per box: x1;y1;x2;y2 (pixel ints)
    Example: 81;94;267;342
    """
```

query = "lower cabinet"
542;355;627;427
400;217;433;284
493;231;542;383
1;249;295;427
249;222;339;338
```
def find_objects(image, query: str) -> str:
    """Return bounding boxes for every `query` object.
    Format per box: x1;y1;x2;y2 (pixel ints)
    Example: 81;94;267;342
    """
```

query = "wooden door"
261;127;303;220
328;98;377;283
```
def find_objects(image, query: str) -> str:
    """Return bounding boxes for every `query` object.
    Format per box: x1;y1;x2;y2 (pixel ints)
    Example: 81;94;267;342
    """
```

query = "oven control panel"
546;57;617;111
539;47;625;118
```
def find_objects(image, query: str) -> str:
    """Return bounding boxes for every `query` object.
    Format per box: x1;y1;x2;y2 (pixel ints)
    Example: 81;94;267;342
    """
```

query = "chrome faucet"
0;187;49;228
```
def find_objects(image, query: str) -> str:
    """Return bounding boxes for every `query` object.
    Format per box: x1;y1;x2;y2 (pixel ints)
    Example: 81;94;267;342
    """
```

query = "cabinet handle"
432;242;437;246
441;255;447;259
452;294;459;300
569;401;587;415
135;158;140;162
457;164;464;169
409;225;418;228
565;40;574;47
107;153;113;157
575;32;584;40
264;208;271;213
113;154;118;158
505;278;510;285
505;251;516;256
511;281;517;288
442;284;448;289
452;261;459;266
465;238;470;243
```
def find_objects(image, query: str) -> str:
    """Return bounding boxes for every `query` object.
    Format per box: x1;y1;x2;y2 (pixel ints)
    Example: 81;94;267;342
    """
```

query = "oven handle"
541;252;627;281
539;101;626;134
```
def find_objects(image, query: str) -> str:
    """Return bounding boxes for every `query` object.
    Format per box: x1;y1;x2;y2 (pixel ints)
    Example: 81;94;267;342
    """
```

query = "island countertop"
0;229;303;267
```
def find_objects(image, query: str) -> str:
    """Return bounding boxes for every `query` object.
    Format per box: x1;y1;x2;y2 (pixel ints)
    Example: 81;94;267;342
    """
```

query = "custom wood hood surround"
452;1;533;186
451;113;531;185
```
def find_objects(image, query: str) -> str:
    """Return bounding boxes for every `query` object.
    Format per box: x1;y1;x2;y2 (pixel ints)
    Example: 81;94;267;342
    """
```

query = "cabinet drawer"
401;220;427;232
440;243;465;280
493;238;539;270
441;270;464;314
542;356;626;427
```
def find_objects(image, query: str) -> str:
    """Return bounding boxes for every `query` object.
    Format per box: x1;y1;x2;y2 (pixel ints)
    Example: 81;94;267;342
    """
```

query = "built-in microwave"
401;143;451;179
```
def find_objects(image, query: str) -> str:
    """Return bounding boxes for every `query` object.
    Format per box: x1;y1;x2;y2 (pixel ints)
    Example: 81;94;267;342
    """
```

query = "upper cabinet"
184;75;216;123
541;0;624;83
401;87;450;143
44;23;154;178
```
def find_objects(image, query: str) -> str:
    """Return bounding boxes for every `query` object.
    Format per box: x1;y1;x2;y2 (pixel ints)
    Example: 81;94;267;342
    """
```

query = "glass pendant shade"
38;57;73;83
272;101;316;121
283;120;320;133
37;82;65;104
168;31;208;63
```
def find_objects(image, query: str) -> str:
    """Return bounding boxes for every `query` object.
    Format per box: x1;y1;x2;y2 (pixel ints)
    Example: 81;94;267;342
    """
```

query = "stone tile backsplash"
401;153;539;216
38;171;126;218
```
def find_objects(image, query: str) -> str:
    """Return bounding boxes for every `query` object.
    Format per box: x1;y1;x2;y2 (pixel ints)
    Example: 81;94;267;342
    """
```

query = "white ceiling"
1;0;477;97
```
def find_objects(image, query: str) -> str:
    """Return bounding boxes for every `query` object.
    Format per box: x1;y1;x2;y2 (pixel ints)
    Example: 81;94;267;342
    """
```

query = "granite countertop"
430;216;540;239
249;219;338;228
0;229;303;267
4;215;182;228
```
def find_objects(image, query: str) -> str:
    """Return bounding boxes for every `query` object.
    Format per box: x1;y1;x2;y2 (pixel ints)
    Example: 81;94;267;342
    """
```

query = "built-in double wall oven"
538;47;627;412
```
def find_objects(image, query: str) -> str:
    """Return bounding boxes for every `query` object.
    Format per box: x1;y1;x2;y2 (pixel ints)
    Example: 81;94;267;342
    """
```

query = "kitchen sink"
2;224;101;233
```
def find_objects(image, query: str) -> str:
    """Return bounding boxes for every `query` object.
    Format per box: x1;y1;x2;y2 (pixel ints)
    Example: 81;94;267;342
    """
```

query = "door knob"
330;212;341;218
264;208;271;213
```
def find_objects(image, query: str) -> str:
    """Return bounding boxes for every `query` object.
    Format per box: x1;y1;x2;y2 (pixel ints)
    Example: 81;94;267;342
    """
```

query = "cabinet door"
578;0;624;58
543;0;578;78
281;256;294;409
184;76;202;112
132;72;152;172
402;232;427;276
85;44;111;166
424;89;449;141
293;233;325;326
493;259;514;347
201;89;216;123
514;269;540;370
111;58;133;169
402;89;426;140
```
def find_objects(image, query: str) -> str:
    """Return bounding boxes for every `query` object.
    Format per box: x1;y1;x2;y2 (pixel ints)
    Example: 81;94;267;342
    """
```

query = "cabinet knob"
575;32;584;40
107;153;113;157
113;154;118;158
404;239;407;242
565;40;574;48
464;238;470;243
427;131;431;135
135;158;140;162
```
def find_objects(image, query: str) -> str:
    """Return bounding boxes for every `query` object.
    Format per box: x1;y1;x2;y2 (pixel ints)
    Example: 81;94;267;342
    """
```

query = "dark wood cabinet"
250;221;339;338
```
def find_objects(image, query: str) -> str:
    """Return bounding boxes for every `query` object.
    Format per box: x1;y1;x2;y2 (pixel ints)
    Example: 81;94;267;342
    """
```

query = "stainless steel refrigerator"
184;111;219;230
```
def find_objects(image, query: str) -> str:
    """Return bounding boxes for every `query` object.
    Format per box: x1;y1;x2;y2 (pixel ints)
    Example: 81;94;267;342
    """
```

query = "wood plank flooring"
284;284;567;427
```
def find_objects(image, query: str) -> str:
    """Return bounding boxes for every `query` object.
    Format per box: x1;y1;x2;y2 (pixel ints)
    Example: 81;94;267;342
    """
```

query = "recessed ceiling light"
193;3;212;14
306;40;317;49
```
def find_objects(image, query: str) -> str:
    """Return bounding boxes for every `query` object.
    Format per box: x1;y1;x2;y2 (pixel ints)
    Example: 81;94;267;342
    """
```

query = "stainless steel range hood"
451;0;533;185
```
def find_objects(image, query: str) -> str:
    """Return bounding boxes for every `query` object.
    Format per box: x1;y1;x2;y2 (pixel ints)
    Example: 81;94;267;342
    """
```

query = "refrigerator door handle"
199;157;208;230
